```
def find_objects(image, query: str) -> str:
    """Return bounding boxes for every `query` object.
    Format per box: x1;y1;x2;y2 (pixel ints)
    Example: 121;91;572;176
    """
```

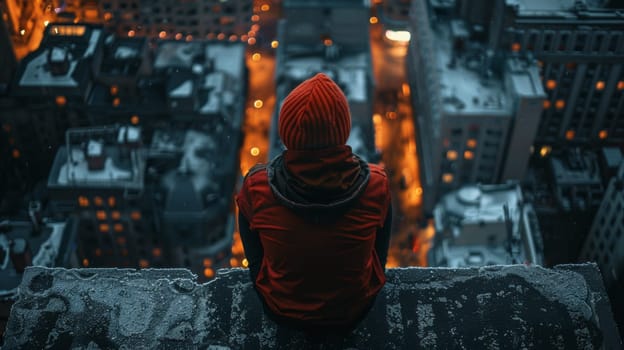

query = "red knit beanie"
278;73;351;150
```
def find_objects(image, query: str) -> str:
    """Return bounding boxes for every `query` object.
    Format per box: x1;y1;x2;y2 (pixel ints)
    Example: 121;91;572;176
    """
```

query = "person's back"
236;73;392;332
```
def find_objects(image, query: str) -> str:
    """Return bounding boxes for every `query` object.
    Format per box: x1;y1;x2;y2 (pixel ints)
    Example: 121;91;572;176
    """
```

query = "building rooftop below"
2;264;621;349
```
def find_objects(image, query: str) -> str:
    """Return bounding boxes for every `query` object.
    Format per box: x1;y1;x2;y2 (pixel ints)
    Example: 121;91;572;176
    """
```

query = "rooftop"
2;264;621;348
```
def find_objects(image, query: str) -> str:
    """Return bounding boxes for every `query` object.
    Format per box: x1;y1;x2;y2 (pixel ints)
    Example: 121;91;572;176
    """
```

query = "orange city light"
159;31;167;39
139;259;149;268
618;81;624;90
511;42;521;52
370;16;379;24
555;100;565;110
442;173;454;183
111;210;121;220
324;38;333;46
96;210;107;220
446;150;458;161
130;115;140;125
253;99;263;108
204;267;215;278
252;53;261;61
94;196;104;206
466;139;477;148
595;81;605;91
130;211;141;220
599;130;608;140
261;4;270;11
250;147;260;156
55;96;67;106
11;149;20;159
464;150;474;160
565;130;575;140
271;40;279;48
78;196;89;207
543;100;551;109
545;80;557;90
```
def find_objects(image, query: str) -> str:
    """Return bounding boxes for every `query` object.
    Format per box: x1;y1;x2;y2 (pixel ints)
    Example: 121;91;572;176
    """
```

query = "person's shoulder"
243;163;269;184
368;163;388;179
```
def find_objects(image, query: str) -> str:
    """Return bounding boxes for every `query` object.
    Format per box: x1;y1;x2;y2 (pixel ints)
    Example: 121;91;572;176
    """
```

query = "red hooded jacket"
236;146;391;327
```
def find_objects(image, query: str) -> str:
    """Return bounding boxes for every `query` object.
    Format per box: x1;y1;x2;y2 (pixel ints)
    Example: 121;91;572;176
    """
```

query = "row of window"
509;29;623;54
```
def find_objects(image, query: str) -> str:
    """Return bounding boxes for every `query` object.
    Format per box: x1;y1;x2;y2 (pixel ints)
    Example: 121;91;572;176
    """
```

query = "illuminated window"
247;37;256;45
203;258;212;267
96;210;107;220
82;258;89;267
251;15;259;22
11;149;20;159
599;130;608;139
108;196;116;207
204;267;215;278
555;100;565;110
442;173;454;183
113;223;124;232
94;196;104;207
130;211;141;221
112;97;121;107
539;145;552;157
511;42;521;52
229;35;238;42
218;33;226;40
565;130;575;140
78;196;89;207
152;247;162;258
99;223;110;232
323;38;333;46
130;115;140;125
159;31;167;39
116;236;127;245
230;257;238;267
95;248;102;257
175;33;183;40
464;150;474;160
595;81;605;91
127;30;136;37
111;211;121;220
618;81;624;90
110;85;118;96
49;25;86;36
139;259;149;268
466;139;477;148
543;100;551;109
446;150;458;161
546;80;557;90
55;96;67;107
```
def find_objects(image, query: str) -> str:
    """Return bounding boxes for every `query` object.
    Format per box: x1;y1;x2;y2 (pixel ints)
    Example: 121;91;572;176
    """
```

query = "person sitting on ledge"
236;73;392;334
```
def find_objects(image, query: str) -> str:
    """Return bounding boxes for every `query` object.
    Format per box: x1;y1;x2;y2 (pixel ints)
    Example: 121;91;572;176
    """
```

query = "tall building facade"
407;0;545;214
496;0;624;146
579;160;624;326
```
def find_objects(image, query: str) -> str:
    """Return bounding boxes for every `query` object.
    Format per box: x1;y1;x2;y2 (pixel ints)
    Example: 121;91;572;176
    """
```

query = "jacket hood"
267;145;370;219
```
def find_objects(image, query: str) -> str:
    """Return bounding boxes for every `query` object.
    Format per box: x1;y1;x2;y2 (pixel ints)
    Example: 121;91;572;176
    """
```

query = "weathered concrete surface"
2;264;621;349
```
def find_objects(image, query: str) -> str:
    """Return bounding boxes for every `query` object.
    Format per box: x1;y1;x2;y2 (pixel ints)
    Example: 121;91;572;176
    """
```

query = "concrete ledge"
2;265;621;349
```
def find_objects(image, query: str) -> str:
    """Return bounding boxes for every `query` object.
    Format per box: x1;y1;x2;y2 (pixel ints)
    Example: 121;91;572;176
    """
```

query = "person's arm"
238;212;263;283
374;203;392;268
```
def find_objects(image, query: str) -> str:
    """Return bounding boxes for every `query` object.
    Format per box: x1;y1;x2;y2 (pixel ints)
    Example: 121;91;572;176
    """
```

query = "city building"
494;0;624;146
270;0;377;161
523;148;605;265
407;0;545;214
429;183;544;267
9;23;105;184
0;214;73;338
579;160;624;329
46;125;237;280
